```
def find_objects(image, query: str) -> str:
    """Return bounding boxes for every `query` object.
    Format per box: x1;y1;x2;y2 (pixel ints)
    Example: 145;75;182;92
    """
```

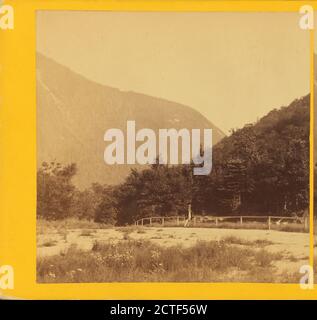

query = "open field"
37;220;309;283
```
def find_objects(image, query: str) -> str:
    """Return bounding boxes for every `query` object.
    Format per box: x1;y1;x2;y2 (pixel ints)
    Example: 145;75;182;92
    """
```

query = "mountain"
36;53;225;188
210;94;310;214
214;94;310;163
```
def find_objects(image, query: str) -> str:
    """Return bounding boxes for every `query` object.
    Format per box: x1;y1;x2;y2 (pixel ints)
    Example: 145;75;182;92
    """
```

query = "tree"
37;162;77;220
94;185;117;224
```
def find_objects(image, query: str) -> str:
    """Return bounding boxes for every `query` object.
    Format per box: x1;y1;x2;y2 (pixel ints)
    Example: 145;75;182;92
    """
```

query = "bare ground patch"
37;225;309;283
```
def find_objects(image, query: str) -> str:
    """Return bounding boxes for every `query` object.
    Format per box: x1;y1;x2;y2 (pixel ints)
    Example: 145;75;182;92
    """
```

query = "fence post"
162;217;165;226
240;216;243;225
215;217;218;226
304;216;308;231
268;216;271;230
150;217;152;226
177;216;180;226
141;218;144;226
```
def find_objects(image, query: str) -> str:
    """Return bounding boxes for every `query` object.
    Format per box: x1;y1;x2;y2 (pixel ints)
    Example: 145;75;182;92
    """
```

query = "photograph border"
0;0;315;299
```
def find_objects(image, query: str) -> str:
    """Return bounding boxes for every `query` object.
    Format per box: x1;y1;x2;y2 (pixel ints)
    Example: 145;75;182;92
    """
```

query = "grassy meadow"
37;219;309;283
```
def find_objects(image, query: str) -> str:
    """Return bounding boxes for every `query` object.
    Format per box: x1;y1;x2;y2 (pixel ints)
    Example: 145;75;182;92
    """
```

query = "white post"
304;216;308;231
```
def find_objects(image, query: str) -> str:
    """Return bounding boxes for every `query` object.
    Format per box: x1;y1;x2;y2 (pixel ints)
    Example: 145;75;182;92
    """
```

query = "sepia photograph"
36;11;310;283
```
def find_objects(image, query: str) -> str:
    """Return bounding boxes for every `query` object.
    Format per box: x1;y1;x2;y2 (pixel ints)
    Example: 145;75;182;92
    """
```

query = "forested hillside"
37;95;310;224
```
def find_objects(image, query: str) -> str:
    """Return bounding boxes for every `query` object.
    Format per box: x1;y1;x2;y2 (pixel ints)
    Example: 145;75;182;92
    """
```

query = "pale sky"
37;11;310;134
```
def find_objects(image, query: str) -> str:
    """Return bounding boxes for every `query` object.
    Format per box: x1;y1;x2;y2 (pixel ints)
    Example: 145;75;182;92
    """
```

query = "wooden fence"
134;215;308;231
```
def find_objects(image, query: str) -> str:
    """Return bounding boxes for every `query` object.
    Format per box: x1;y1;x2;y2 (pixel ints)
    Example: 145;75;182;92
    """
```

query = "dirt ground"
37;226;310;276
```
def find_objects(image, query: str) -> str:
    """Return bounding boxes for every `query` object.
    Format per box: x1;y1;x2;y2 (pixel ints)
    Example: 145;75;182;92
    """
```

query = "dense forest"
37;95;310;224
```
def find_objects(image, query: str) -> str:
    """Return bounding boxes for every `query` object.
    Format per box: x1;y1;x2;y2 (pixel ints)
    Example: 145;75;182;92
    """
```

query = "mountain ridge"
36;52;225;188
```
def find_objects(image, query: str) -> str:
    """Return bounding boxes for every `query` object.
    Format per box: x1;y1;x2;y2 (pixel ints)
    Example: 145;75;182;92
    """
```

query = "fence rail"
134;215;308;231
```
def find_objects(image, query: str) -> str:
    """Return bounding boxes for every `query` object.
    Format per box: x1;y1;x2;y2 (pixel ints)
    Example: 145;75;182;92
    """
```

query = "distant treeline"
37;95;310;224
